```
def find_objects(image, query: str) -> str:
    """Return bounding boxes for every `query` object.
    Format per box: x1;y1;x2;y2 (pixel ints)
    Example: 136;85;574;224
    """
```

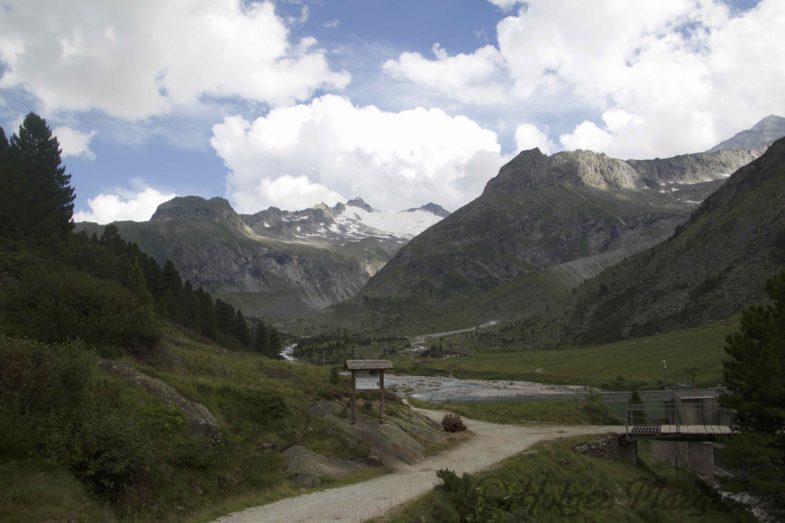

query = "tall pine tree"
7;113;75;241
0;126;13;239
721;271;785;501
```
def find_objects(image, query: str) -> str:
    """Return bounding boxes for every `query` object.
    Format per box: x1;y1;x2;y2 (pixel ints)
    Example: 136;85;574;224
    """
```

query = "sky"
0;0;782;222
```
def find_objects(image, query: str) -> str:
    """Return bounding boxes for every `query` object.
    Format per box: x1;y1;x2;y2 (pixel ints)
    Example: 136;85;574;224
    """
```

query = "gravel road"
214;405;623;523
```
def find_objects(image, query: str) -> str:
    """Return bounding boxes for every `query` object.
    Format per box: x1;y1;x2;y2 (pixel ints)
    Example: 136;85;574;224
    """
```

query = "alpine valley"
77;197;449;317
77;115;785;336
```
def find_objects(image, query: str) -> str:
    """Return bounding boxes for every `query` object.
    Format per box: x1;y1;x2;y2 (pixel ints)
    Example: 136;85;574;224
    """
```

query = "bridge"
623;392;735;476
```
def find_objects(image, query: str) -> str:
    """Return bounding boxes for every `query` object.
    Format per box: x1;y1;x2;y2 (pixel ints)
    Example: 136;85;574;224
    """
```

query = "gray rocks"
98;359;222;442
573;435;624;459
282;445;367;487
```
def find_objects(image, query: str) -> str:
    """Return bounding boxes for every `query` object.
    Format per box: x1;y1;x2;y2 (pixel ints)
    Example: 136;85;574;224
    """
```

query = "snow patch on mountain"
336;204;444;239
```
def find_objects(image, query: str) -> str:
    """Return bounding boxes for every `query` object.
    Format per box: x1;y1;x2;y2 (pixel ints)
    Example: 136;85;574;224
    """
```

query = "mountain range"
76;197;448;317
327;115;785;335
77;115;785;343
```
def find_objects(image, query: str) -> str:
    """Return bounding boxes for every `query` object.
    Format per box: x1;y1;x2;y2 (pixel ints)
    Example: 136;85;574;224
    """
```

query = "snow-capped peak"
248;197;449;242
335;201;447;239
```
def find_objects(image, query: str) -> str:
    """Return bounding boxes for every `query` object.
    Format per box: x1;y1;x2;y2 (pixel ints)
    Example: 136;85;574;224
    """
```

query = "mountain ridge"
76;196;449;317
327;139;770;334
709;114;785;152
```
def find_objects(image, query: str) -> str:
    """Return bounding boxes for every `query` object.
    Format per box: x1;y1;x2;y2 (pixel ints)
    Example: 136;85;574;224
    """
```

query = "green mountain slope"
329;146;760;333
551;136;785;345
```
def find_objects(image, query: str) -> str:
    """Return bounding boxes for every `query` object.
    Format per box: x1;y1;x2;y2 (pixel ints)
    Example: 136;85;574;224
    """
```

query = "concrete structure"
625;391;734;477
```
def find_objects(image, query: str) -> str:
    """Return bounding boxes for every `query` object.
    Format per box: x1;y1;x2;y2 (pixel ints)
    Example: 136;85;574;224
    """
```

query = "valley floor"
214;404;623;523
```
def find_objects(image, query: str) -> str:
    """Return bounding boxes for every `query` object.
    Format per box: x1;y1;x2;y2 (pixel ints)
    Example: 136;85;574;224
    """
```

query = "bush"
0;266;160;349
0;338;153;503
442;413;467;432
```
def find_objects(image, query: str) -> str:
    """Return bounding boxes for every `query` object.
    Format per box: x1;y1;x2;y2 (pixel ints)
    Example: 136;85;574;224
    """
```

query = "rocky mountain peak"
346;197;376;213
406;203;451;217
554;150;640;190
486;147;638;194
709;114;785;152
151;196;237;223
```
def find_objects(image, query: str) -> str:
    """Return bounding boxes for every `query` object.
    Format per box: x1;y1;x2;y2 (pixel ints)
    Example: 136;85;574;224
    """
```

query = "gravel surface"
385;374;587;402
214;405;623;523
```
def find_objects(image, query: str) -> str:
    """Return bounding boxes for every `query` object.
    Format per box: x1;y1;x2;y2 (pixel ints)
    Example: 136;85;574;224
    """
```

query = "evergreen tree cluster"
0;113;280;354
76;225;267;351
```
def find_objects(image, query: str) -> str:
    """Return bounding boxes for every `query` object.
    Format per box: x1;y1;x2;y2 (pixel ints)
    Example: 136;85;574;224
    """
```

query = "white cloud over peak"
74;187;176;224
211;95;506;213
384;0;785;159
514;123;555;154
0;0;349;120
53;126;96;159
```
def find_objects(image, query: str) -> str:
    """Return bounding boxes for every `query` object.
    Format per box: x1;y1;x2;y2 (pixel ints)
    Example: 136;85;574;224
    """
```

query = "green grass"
378;435;755;523
409;398;620;425
0;458;116;523
0;327;446;522
394;317;737;389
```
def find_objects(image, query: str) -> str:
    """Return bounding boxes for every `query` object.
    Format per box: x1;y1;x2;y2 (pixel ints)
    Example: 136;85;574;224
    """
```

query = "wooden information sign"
343;359;393;425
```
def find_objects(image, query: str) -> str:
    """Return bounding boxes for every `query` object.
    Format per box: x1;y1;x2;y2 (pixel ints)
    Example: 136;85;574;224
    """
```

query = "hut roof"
343;359;393;370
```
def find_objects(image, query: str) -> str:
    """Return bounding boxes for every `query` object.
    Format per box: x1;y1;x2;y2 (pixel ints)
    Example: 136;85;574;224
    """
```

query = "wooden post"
351;370;357;425
379;370;385;424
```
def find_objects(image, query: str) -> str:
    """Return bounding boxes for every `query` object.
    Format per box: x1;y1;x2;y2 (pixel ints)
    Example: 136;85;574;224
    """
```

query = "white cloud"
514;123;555;154
383;0;785;159
382;44;508;105
74;187;176;223
257;175;344;211
559;121;615;152
0;0;349;119
211;95;505;213
486;0;524;10
53;126;96;159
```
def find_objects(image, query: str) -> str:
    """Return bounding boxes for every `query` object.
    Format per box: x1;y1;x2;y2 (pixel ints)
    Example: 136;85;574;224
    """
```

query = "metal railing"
624;399;734;437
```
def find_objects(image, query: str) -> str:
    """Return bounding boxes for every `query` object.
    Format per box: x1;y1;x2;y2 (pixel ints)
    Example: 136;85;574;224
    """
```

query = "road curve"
214;405;624;523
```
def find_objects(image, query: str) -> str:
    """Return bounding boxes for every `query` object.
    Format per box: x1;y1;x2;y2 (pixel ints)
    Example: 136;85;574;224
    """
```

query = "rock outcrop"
98;359;222;442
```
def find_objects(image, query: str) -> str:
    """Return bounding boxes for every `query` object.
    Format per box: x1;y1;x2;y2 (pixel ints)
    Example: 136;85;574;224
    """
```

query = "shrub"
442;413;467;432
329;366;340;384
0;338;153;502
0;266;160;349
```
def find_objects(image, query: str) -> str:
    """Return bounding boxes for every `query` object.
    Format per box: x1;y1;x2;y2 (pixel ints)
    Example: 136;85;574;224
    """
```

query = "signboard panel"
355;369;381;390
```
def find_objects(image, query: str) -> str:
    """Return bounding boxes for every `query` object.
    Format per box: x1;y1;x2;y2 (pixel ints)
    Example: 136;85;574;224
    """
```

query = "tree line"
0;112;280;356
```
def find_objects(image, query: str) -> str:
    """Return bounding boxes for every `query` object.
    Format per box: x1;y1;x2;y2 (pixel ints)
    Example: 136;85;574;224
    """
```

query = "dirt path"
215;405;624;523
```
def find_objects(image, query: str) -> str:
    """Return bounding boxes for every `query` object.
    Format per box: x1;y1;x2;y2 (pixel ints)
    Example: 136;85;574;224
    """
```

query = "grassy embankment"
393;317;737;390
0;326;442;522
408;397;620;426
378;435;755;523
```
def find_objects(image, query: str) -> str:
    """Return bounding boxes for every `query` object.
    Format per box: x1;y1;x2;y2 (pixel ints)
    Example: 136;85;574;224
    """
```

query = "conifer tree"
723;271;785;433
721;271;785;499
196;289;218;339
0;126;13;238
269;328;281;357
127;258;153;308
8;113;75;240
234;310;251;347
253;322;269;354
